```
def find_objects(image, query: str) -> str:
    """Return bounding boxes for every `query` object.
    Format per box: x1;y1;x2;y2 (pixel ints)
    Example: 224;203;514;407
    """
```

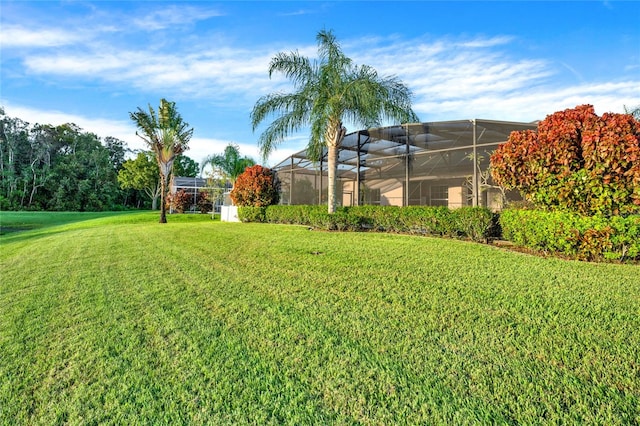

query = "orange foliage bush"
230;165;280;207
491;105;640;215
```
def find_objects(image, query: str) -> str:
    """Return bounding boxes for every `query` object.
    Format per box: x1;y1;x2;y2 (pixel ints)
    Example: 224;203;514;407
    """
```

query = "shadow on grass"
0;211;149;244
0;211;219;244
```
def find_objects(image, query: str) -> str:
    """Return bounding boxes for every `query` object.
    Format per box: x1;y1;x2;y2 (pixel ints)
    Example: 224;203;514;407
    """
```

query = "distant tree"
491;104;640;215
173;154;199;177
201;143;255;186
24;123;56;208
118;152;161;210
129;99;193;223
0;109;30;208
47;127;119;211
230;164;280;207
104;136;128;172
251;29;418;213
1;108;129;211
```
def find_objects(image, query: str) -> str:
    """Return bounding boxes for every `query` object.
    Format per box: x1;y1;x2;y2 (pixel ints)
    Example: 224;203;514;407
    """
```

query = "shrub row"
500;209;640;262
238;204;640;262
238;205;497;242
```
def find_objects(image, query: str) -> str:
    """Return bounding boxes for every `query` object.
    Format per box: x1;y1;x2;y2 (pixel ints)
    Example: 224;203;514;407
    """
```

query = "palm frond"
129;108;158;148
269;51;313;87
130;99;193;155
200;154;222;174
257;109;310;160
252;91;314;159
202;144;255;181
317;29;351;71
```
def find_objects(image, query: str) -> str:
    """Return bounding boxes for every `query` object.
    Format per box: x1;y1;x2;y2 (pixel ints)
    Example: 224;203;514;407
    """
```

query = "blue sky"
1;1;639;168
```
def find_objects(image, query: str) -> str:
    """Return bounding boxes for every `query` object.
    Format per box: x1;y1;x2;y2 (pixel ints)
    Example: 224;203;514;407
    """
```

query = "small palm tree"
624;104;640;120
201;143;255;187
251;29;419;213
130;99;193;223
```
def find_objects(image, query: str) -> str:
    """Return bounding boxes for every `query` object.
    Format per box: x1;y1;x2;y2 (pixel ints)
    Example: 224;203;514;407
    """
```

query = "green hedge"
238;204;638;261
500;209;640;262
237;206;267;223
263;205;326;225
239;205;497;242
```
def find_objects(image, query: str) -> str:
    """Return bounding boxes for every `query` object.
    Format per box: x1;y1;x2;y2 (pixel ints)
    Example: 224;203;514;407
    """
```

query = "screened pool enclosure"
272;119;537;210
170;176;231;213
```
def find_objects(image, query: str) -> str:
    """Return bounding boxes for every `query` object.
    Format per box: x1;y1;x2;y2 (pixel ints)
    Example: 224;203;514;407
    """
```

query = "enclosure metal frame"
170;176;231;213
272;119;537;209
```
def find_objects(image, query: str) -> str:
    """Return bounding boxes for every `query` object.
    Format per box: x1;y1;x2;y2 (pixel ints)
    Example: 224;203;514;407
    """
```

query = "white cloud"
21;42;278;102
457;36;515;48
353;36;553;99
16;32;545;111
132;5;224;31
345;35;639;122
3;102;141;148
0;25;83;48
413;81;640;122
25;52;130;75
279;9;312;17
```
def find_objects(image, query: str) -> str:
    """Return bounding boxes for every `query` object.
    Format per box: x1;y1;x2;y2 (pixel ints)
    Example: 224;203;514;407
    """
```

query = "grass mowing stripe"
3;225;306;419
139;227;348;423
1;213;639;424
125;228;344;424
147;226;469;423
148;223;636;422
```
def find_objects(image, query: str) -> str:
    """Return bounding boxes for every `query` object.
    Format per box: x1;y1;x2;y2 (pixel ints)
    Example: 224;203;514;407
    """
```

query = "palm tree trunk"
326;121;346;214
159;174;167;223
158;159;173;223
327;143;338;214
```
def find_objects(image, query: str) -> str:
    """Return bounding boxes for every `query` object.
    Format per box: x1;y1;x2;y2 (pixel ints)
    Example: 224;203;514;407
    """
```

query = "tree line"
0;107;198;211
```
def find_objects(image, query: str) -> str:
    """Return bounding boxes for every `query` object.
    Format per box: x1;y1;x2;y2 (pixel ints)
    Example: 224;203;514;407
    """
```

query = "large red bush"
230;165;280;207
491;105;640;215
166;189;192;213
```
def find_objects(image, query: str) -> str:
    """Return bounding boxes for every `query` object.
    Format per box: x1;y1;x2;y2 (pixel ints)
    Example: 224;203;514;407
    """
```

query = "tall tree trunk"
158;159;173;223
144;181;161;210
28;158;41;207
159;174;167;223
327;143;338;213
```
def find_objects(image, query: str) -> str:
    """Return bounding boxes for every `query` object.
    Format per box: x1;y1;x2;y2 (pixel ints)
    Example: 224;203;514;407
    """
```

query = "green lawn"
1;211;639;425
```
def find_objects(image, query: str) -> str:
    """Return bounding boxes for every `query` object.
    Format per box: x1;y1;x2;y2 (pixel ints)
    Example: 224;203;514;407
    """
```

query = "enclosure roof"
272;119;538;178
172;176;209;188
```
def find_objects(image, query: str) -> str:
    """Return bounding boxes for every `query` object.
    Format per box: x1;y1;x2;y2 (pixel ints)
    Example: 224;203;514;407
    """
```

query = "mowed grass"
1;212;639;425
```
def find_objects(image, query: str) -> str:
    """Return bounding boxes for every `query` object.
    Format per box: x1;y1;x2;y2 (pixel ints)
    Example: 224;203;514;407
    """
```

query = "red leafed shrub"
491;105;640;215
166;189;192;213
230;165;280;207
197;191;212;213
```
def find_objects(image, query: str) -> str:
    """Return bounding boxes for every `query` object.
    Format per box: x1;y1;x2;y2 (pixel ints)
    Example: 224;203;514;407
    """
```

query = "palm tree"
130;99;193;223
624;104;640;120
251;29;419;213
200;143;255;187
